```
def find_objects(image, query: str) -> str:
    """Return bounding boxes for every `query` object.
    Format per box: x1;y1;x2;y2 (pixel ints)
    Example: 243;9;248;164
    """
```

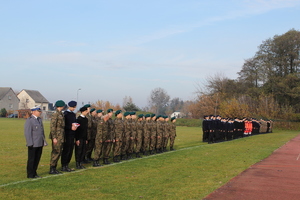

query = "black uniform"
75;115;88;167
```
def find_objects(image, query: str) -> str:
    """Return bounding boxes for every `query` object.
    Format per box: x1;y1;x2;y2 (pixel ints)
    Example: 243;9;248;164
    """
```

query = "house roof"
0;87;12;100
21;89;49;103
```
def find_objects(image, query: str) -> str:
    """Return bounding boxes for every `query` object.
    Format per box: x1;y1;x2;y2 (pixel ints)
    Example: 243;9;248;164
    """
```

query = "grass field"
0;118;299;200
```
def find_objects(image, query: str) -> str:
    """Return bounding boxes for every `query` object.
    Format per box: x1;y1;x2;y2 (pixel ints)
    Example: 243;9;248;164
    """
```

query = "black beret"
68;101;77;107
80;107;88;112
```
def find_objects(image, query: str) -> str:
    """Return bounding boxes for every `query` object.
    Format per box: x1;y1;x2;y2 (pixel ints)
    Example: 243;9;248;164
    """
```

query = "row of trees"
191;29;300;121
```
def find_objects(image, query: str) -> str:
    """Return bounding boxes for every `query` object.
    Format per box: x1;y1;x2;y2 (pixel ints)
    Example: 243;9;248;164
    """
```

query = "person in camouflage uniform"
102;109;114;165
142;114;151;155
156;115;164;153
163;116;170;152
86;108;97;162
49;100;66;174
149;114;157;155
113;110;124;162
135;114;144;158
121;112;131;160
93;109;104;167
169;117;177;151
128;112;137;159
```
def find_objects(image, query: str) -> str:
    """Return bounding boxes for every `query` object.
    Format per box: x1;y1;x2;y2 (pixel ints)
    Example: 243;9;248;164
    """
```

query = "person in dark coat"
61;101;77;172
75;107;89;169
24;107;47;178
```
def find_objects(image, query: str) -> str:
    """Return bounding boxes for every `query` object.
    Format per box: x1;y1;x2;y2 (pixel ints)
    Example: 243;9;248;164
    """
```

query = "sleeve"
49;113;58;139
24;119;33;146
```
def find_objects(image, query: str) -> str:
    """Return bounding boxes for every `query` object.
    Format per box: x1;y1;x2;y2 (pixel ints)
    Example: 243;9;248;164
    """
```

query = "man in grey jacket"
24;107;47;178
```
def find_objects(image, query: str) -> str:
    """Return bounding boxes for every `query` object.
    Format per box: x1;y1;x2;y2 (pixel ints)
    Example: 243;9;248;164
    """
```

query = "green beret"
90;108;96;113
107;108;113;113
164;116;169;119
55;100;65;107
131;111;136;115
84;104;91;108
124;111;130;117
115;110;122;116
138;114;144;118
156;115;161;119
171;117;176;121
145;114;151;118
96;109;103;113
151;114;156;118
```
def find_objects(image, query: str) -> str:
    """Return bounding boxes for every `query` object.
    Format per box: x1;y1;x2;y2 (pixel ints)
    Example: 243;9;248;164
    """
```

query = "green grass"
0;118;299;199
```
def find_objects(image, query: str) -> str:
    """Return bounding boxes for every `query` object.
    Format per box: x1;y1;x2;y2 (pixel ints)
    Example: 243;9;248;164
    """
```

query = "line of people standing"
202;115;272;144
24;100;177;178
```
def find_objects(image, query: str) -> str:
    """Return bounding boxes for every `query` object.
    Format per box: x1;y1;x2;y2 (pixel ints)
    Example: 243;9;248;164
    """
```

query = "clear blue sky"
1;0;300;108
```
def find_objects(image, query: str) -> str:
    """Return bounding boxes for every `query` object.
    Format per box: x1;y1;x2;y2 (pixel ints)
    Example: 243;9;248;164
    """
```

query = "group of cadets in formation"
202;115;273;144
48;100;177;174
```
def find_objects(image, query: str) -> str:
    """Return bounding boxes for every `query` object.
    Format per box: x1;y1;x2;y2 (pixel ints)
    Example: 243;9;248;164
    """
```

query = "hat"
151;114;156;118
80;107;88;112
131;111;136;115
145;114;151;118
156;115;161;119
68;101;77;107
31;106;41;111
96;109;103;113
55;100;65;107
107;108;113;113
138;114;144;119
171;117;176;121
90;108;96;113
84;104;91;108
124;112;130;117
115;110;122;116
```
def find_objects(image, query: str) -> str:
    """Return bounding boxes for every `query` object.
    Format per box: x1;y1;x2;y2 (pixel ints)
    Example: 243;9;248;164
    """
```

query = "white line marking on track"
296;153;300;161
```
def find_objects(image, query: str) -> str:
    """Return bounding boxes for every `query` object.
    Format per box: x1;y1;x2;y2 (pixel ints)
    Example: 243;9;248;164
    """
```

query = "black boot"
80;162;86;169
136;153;141;158
93;160;101;167
61;165;71;172
76;162;82;169
113;156;120;163
49;166;62;174
86;153;93;162
121;154;127;160
103;158;111;165
127;153;132;159
170;147;174;151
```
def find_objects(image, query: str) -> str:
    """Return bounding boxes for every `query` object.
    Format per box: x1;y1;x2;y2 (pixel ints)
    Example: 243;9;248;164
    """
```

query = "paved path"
204;134;300;200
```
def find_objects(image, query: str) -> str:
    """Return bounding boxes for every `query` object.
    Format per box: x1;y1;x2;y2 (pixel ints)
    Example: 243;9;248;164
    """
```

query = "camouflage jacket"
114;118;124;140
123;118;131;140
150;120;157;138
130;119;137;139
96;117;105;142
49;110;65;142
86;114;92;140
90;115;97;140
143;120;151;138
170;122;176;137
136;120;144;139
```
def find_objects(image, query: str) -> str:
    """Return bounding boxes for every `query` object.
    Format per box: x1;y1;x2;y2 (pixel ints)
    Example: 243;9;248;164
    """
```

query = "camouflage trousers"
113;140;122;157
50;140;63;167
93;141;103;160
102;142;113;159
121;138;130;155
86;138;95;158
142;137;150;152
135;137;142;153
128;138;135;154
169;135;176;148
156;136;162;149
162;135;169;148
149;136;156;151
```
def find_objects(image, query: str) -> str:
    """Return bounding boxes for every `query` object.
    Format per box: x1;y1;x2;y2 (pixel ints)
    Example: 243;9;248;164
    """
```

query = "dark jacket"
75;115;88;141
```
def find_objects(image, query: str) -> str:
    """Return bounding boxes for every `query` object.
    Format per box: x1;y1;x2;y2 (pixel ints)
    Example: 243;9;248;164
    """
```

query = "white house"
18;89;49;111
0;87;20;114
171;111;185;118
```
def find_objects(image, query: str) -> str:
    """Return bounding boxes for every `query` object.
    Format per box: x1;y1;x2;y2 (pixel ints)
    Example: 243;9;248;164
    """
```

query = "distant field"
0;118;299;199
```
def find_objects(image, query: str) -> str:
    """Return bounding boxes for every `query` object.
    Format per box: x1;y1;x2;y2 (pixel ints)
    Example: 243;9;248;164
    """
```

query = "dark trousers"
75;139;86;162
61;134;75;166
27;146;43;178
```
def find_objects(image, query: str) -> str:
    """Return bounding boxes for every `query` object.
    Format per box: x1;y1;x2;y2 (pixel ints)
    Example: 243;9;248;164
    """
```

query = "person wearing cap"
61;101;77;172
162;116;170;152
156;115;164;153
49;100;66;174
82;104;92;163
102;109;114;164
169;117;177;151
142;114;151;155
128;112;137;159
135;114;144;158
24;107;47;178
93;110;104;167
75;106;89;169
149;114;157;155
121;111;131;160
113;110;124;162
85;108;97;162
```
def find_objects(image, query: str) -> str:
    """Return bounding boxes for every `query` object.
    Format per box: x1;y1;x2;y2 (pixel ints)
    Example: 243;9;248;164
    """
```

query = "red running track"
204;134;300;200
